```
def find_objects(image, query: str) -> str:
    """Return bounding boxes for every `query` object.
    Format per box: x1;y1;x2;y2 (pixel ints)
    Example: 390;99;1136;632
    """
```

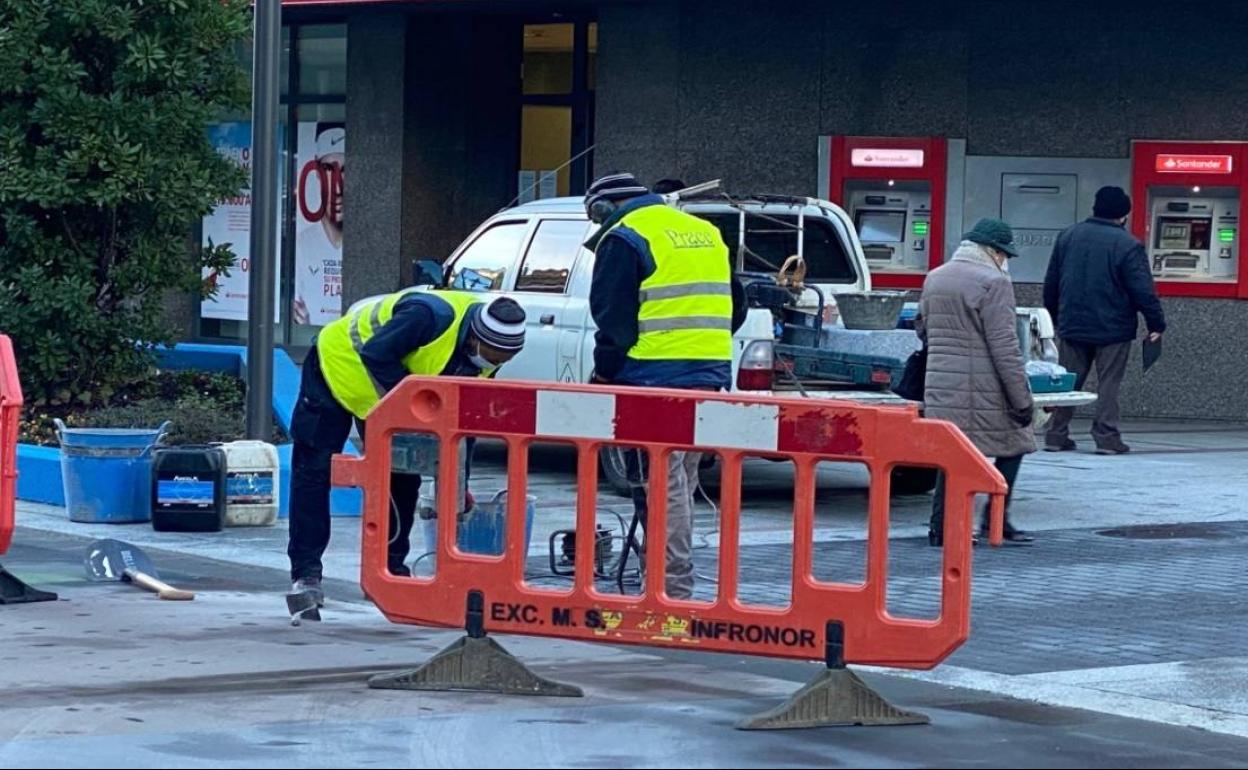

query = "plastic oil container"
151;446;227;532
220;441;280;527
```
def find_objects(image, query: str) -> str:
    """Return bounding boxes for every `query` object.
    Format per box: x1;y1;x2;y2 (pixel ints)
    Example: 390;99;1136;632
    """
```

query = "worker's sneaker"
1095;439;1131;455
291;576;325;607
1044;439;1077;452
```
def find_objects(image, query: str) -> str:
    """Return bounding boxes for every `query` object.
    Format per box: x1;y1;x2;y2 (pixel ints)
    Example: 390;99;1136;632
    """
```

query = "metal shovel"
84;539;194;601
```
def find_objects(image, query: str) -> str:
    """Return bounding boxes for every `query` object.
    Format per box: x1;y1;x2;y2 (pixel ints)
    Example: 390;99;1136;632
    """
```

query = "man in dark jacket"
1043;186;1166;455
586;175;747;390
585;173;745;599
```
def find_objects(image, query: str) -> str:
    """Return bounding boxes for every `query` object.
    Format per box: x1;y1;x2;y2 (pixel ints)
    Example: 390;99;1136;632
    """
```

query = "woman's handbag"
893;346;928;402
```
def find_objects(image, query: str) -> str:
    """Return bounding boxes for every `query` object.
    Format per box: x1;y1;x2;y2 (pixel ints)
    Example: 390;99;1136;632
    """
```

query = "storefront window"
519;21;595;201
298;24;347;97
199;118;290;342
523;24;574;96
199;23;346;348
521;105;573;198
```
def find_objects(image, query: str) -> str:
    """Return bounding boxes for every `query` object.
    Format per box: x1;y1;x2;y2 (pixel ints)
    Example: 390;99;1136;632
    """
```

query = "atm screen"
1155;216;1212;250
855;210;906;243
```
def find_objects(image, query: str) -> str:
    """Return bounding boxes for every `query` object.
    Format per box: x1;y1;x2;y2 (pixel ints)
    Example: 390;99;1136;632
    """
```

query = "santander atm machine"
1133;142;1243;287
821;136;951;288
1148;194;1238;280
845;187;933;273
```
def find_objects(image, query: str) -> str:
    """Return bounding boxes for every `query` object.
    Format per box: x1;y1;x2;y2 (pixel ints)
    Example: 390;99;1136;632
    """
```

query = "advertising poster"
293;122;345;327
201;122;281;322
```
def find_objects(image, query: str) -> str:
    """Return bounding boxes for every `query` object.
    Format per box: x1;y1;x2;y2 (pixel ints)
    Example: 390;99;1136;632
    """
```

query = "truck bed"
760;385;1098;409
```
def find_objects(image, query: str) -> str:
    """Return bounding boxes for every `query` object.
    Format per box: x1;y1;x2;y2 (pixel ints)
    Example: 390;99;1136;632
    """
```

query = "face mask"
467;343;499;373
469;352;497;372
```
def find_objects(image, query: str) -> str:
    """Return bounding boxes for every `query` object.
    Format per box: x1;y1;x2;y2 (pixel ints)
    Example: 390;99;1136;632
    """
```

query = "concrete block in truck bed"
818;327;922;359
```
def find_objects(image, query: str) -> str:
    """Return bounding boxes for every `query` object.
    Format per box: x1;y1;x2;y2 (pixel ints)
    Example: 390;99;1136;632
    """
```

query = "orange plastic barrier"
334;378;1006;669
0;335;21;556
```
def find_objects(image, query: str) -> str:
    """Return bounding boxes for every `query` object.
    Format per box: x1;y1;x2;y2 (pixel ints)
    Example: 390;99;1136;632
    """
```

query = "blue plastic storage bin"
1029;373;1077;393
55;419;170;523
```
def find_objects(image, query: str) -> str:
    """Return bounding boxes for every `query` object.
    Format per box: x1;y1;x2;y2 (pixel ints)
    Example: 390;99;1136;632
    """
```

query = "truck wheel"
890;466;938;496
600;451;633;498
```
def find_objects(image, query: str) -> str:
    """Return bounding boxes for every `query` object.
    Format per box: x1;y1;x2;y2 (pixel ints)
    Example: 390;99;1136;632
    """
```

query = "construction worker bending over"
287;289;526;604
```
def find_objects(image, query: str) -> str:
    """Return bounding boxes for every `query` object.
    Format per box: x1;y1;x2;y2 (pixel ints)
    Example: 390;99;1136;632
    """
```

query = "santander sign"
850;148;925;169
1155;154;1234;174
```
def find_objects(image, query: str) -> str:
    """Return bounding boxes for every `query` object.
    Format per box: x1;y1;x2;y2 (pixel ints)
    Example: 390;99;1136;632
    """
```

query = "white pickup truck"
362;192;1092;495
432;193;870;391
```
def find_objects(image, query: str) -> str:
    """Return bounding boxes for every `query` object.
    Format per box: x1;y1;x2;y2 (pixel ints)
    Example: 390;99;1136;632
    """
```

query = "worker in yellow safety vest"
584;173;745;600
287;289;526;605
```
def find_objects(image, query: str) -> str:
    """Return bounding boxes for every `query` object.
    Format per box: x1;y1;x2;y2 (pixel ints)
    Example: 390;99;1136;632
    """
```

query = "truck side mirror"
411;259;445;288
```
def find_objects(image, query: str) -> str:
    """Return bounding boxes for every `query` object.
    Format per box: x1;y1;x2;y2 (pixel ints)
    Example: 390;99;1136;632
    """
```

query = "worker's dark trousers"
1045;339;1131;449
287;347;421;581
929;454;1024;535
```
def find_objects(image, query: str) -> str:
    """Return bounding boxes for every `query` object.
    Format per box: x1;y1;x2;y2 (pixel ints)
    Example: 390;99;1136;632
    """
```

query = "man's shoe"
388;563;412;578
980;524;1035;545
928;528;979;547
1095;439;1131;455
1044;439;1077;452
291;576;325;607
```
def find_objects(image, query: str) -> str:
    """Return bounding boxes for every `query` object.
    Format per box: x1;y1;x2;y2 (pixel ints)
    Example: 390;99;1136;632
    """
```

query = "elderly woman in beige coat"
918;218;1036;546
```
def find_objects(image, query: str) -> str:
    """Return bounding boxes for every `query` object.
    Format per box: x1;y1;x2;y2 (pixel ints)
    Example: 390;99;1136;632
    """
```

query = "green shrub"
17;369;282;446
83;395;243;445
0;0;250;406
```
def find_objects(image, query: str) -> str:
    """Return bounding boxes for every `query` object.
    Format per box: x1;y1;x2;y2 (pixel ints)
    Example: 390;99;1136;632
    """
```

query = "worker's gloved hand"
589;369;611;385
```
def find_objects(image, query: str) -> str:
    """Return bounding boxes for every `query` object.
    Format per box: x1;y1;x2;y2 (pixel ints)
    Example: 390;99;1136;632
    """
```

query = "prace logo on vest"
664;228;717;249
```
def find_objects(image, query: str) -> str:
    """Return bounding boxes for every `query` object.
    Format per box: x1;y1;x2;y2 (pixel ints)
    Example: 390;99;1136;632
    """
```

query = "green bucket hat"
963;218;1019;258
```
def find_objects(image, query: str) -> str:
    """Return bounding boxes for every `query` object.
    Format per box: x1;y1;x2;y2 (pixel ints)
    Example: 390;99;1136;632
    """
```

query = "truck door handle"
540;314;556;325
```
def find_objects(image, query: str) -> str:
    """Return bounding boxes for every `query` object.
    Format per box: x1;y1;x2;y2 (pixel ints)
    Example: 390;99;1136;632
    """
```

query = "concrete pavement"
2;418;1246;767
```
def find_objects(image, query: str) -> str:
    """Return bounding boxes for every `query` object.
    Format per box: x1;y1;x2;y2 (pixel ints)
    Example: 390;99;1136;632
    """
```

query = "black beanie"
470;297;526;351
1094;186;1132;219
585;173;649;211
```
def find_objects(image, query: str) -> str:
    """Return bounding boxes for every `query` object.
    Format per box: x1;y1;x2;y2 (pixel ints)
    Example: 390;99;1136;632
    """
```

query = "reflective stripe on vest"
608;205;733;362
318;290;484;419
637;316;733;333
637;282;732;302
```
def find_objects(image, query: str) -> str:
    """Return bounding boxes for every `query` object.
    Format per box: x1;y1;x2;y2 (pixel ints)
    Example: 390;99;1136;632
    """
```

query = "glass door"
519;21;596;202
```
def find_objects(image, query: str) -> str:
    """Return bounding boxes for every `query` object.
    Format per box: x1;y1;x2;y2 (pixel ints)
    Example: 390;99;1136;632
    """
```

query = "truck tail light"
737;340;775;391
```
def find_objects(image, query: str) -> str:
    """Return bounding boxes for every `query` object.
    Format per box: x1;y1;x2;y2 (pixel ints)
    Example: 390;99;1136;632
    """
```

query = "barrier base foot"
0;563;58;605
368;635;583;697
736;667;929;730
